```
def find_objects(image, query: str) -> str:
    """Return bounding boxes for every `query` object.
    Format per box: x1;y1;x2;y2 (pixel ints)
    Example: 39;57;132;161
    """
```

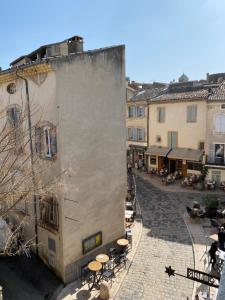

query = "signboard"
187;268;219;288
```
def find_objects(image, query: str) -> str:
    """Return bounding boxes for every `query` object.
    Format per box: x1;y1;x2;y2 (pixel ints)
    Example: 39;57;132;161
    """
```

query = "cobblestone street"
116;175;200;300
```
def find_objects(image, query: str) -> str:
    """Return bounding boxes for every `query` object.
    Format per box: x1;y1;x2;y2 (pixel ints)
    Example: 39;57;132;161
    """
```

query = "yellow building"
126;83;166;168
146;81;208;176
146;76;225;182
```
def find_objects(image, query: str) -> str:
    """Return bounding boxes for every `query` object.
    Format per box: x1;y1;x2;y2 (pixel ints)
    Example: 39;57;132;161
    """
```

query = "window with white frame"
157;107;165;123
137;128;145;141
187;105;197;123
127;128;137;141
35;122;57;159
214;114;225;133
128;106;136;118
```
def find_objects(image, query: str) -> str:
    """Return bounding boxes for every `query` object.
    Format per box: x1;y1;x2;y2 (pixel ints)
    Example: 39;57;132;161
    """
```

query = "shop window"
157;107;165;123
150;156;156;165
82;231;102;254
187;161;201;171
35;122;57;159
212;170;221;183
187;105;197;123
39;196;59;230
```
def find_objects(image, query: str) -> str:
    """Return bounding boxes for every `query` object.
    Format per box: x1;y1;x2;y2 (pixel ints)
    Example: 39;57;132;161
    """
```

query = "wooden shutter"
35;127;42;155
50;126;57;158
208;144;215;163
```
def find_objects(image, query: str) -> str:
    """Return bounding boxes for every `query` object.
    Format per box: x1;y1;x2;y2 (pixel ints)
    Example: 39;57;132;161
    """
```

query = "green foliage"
203;194;219;209
200;165;208;181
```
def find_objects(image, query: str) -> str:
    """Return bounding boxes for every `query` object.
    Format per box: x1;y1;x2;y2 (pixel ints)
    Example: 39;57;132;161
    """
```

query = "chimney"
67;36;83;54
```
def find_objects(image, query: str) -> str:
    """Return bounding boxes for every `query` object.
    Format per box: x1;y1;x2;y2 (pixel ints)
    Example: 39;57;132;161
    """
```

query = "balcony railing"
206;158;225;166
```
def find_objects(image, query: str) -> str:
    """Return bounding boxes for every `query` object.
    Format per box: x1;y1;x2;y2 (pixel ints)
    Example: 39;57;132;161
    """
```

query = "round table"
88;261;102;290
96;254;109;264
88;260;102;272
117;238;129;246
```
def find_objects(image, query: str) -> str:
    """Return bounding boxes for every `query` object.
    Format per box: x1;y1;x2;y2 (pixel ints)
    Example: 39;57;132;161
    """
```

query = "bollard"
0;286;3;300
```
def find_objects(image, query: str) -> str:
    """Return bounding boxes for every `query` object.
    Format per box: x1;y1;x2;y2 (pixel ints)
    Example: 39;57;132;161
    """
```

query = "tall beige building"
0;36;126;282
146;74;225;181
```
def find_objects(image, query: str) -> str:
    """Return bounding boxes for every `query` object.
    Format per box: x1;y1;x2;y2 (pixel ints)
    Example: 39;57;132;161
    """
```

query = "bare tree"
0;102;62;256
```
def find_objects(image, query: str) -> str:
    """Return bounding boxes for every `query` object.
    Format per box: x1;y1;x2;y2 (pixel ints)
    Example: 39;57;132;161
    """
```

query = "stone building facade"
0;36;126;282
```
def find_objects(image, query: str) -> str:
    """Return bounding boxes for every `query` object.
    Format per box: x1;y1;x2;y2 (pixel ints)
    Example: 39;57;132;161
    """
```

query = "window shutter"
208;144;215;163
35;127;42;155
172;132;177;148
50;126;57;157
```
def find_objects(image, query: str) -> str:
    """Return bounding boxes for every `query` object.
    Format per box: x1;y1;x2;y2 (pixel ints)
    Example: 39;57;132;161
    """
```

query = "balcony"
206;157;225;167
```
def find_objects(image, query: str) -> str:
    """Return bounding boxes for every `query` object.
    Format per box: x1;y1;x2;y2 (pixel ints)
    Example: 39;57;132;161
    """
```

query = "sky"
1;0;225;83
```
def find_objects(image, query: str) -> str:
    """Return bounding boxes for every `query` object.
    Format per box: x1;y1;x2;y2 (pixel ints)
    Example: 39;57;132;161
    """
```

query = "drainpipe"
146;101;150;172
15;70;38;255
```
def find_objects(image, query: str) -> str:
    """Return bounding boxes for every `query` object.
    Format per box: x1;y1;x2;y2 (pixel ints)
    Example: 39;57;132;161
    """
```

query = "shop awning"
167;148;203;161
145;146;171;157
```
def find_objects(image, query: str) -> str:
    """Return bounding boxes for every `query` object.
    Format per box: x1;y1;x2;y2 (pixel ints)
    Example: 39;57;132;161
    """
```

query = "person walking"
209;241;218;269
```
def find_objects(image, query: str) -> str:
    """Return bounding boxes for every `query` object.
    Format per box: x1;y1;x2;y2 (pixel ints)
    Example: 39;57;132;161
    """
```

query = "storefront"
127;145;147;168
167;148;203;176
145;146;171;173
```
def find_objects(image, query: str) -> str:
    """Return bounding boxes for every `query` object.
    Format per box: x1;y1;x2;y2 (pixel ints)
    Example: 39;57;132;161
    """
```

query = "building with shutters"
126;82;166;168
0;36;126;282
146;75;225;182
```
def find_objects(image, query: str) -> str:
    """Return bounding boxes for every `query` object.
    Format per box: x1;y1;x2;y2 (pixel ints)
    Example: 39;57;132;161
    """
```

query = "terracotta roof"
150;89;209;102
208;81;225;101
130;87;167;102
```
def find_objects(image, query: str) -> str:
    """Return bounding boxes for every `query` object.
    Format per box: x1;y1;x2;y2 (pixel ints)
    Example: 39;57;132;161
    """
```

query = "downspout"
15;69;39;255
146;100;150;172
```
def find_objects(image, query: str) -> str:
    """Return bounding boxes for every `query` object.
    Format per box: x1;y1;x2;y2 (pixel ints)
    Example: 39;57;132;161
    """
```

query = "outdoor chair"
114;253;127;270
101;269;114;287
109;247;116;259
210;219;220;228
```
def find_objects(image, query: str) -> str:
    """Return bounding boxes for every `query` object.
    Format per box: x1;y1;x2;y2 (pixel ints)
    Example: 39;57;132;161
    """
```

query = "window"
150;156;156;165
35;123;57;159
39;196;59;230
215;115;225;133
221;104;225;110
137;128;145;141
128;106;136;118
199;142;205;150
7;105;22;151
215;144;224;164
212;171;221;183
187;161;201;171
156;135;161;143
127;128;137;141
187;105;197;123
82;232;102;254
157;107;165;123
7;83;16;94
168;131;178;148
137;106;145;117
48;237;56;252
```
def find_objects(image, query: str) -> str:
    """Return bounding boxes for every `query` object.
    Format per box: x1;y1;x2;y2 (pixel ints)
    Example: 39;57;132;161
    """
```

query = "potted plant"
203;195;219;218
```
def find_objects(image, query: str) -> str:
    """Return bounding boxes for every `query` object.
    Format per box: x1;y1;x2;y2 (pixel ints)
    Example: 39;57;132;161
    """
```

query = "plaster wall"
148;101;207;149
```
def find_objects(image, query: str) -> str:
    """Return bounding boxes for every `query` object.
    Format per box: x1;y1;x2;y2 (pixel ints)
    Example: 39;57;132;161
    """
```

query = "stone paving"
115;175;200;300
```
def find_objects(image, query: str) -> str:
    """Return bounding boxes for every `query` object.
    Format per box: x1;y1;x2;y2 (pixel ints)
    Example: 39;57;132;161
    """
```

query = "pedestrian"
218;227;225;251
209;241;218;268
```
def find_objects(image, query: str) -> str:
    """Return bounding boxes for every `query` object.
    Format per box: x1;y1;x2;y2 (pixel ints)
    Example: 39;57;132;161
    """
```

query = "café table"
117;238;129;247
96;254;109;272
88;260;102;290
